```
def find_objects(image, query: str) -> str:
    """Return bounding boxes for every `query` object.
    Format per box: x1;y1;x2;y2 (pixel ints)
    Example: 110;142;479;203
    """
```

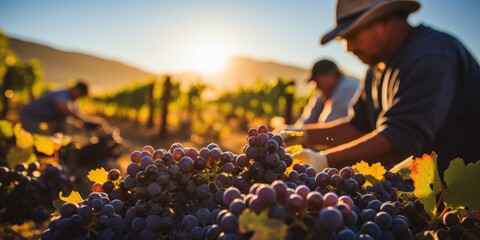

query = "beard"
352;50;381;65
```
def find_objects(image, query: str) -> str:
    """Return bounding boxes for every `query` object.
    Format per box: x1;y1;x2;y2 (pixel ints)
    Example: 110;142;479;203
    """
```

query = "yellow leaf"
410;153;442;218
0;120;13;138
239;209;287;240
13;123;33;149
87;167;108;184
33;134;56;155
58;191;83;203
352;161;386;186
283;130;304;137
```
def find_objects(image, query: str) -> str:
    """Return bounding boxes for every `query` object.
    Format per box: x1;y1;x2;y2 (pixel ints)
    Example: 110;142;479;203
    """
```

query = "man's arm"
324;130;403;169
303;119;365;147
54;100;83;121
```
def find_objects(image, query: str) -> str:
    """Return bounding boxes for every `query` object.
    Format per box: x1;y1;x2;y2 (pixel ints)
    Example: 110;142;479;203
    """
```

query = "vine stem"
435;184;447;215
438;207;450;221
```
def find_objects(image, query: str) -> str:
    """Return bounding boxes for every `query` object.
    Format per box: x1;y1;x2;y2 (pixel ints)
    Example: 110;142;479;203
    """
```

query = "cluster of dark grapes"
0;162;73;224
206;173;423;239
238;125;293;184
39;125;473;239
41;139;257;239
434;211;479;240
384;171;414;192
40;192;125;240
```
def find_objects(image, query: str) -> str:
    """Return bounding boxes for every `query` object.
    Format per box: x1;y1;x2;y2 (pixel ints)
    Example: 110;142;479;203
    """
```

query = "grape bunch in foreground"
0;162;73;225
40;125;478;239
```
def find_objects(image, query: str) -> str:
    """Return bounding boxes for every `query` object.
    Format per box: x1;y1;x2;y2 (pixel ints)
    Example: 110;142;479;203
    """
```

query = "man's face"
315;71;338;96
70;88;86;100
344;21;388;65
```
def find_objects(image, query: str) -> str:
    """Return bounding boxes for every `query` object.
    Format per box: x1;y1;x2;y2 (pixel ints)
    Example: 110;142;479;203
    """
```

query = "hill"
8;37;309;93
8;37;154;92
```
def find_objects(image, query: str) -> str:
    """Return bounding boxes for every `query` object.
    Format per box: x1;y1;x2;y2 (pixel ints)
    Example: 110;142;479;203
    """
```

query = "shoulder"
399;24;466;61
338;75;360;91
52;89;71;101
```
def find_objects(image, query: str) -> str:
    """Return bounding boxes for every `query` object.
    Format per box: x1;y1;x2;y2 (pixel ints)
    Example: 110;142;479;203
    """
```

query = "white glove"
294;149;328;172
278;128;307;146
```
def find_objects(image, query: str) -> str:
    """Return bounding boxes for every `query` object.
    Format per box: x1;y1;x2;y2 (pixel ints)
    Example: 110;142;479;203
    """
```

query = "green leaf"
6;146;37;169
390;156;414;180
397;191;417;202
52;199;64;212
443;159;480;210
285;144;303;156
0;120;13;138
410;153;442;218
415;231;435;240
239;209;287;240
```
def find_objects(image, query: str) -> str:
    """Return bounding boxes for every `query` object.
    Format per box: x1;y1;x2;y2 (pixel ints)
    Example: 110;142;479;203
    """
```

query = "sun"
185;37;230;75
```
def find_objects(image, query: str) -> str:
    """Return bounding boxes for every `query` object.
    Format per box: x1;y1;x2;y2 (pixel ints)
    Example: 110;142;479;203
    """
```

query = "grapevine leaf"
87;168;108;184
443;159;480;210
415;231;435;240
283;130;304;137
239;209;287;240
33;134;56;155
38;156;62;167
410;153;442;218
0;120;13;138
6;146;37;168
52;199;64;212
285;144;303;156
390;156;414;180
58;191;83;203
13;123;33;149
397;191;417;202
352;161;386;186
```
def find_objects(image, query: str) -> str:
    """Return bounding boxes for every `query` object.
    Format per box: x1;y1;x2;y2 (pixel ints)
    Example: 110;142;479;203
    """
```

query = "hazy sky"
1;0;479;79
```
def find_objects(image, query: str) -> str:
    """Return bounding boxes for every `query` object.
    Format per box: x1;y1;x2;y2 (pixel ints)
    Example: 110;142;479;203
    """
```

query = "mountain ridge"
8;37;309;93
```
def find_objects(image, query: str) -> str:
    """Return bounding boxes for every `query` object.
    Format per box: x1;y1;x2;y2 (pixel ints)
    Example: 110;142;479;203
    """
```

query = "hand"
279;128;307;146
294;149;328;172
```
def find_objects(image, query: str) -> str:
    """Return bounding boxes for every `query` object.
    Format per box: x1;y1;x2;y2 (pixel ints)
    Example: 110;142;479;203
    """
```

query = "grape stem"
288;207;311;238
435;184;447;216
438;207;450;221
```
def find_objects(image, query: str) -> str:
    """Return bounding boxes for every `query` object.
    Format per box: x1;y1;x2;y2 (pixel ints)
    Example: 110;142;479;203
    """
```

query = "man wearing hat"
19;80;100;135
288;0;480;173
294;59;360;126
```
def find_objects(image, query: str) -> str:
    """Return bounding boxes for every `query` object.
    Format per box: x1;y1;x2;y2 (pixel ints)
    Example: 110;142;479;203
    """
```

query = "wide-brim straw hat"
321;0;420;45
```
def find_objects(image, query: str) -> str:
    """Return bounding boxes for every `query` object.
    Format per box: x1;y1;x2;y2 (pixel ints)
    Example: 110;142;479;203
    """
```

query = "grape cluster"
434;211;479;240
384;171;414;192
0;162;73;224
40;192;125;240
39;125;475;239
239;125;293;185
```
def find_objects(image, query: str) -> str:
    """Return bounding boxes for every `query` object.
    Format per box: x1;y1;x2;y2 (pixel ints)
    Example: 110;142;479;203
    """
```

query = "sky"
1;0;479;79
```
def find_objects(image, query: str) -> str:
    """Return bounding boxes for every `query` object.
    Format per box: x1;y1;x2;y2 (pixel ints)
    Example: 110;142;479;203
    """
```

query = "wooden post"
284;80;295;125
146;82;155;128
160;76;172;137
0;67;13;119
